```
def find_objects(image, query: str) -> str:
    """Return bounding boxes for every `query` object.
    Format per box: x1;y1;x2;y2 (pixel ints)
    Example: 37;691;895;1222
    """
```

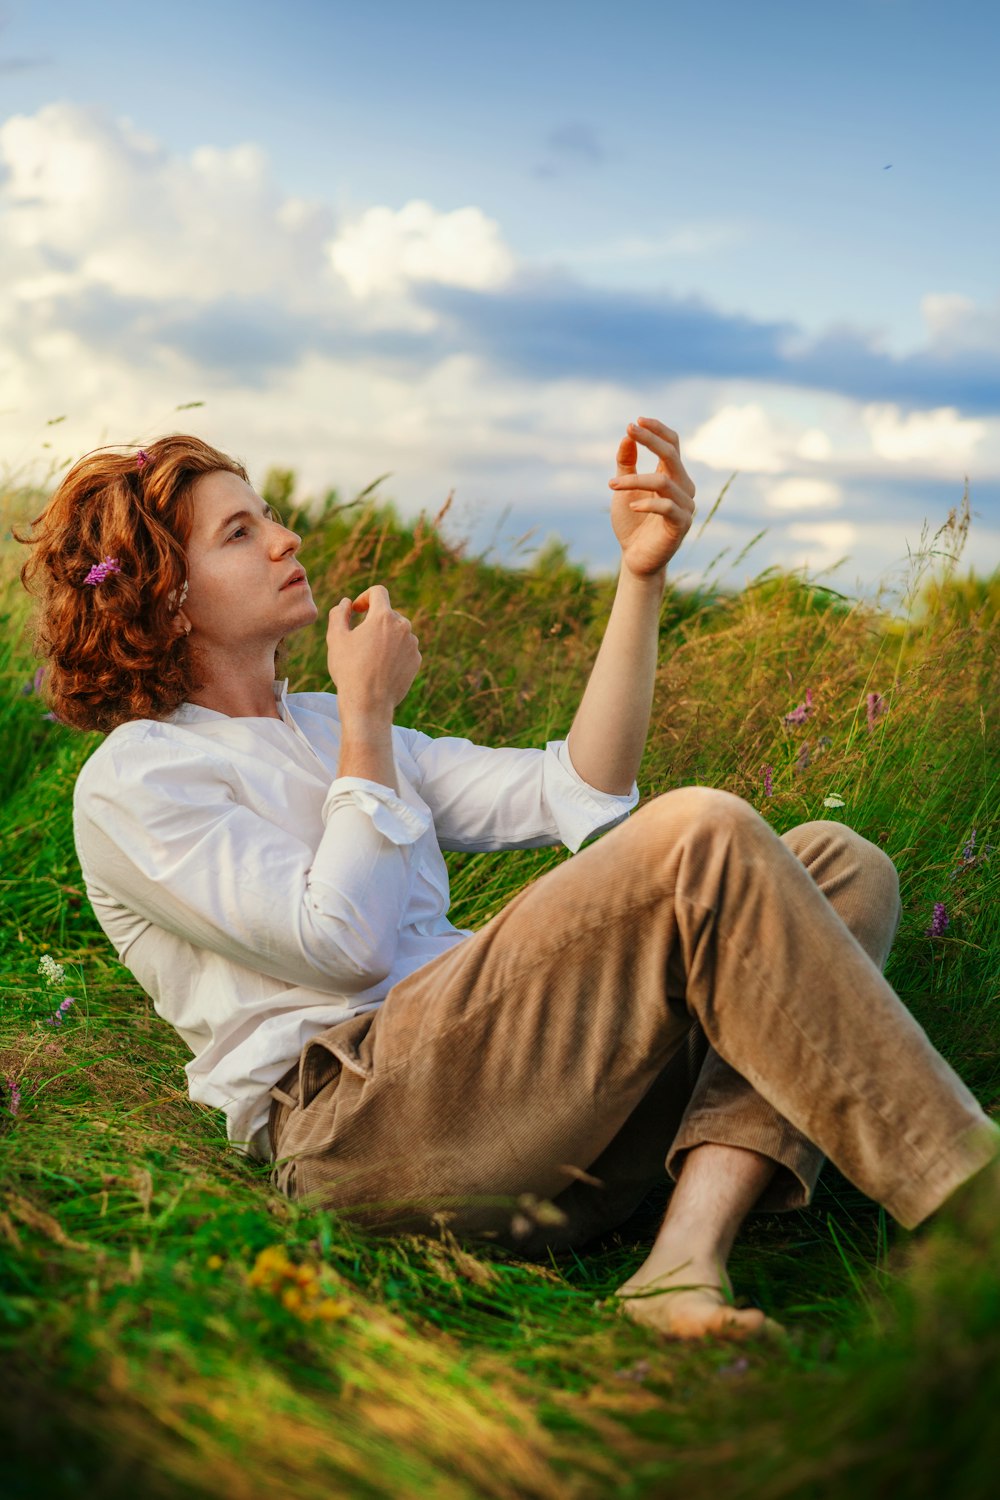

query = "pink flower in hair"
83;557;121;586
136;449;150;469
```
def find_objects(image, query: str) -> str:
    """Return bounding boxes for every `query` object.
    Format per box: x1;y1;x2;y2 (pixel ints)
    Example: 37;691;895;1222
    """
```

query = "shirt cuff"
322;777;432;845
544;740;639;854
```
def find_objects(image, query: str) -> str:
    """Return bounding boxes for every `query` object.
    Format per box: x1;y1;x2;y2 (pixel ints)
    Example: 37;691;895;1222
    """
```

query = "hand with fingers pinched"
608;417;697;578
326;584;422;723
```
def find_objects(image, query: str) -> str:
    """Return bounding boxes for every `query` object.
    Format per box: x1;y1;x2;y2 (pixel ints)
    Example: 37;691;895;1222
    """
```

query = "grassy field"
2;466;999;1498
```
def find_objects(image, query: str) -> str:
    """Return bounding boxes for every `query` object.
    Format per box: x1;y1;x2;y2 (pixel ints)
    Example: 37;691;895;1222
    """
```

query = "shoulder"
73;718;235;810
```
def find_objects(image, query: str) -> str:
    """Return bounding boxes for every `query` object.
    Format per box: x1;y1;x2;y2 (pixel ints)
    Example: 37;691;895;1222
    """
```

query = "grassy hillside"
2;470;999;1498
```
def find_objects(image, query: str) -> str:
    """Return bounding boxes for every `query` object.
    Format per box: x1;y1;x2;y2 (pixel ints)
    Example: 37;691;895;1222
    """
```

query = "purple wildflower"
950;828;995;880
83;557;121;586
4;1075;20;1116
925;902;950;938
866;692;887;731
761;765;774;797
795;741;812;773
136;449;150;468
783;688;813;727
45;995;77;1027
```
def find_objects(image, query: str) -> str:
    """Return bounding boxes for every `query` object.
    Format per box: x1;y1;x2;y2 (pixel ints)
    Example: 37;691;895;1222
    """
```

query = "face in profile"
176;471;319;655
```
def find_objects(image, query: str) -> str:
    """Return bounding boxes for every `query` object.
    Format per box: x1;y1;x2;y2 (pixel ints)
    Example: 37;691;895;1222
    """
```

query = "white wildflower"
37;954;65;986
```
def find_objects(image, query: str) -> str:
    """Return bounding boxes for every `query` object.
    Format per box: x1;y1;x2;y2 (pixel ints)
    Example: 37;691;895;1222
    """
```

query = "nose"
270;519;302;554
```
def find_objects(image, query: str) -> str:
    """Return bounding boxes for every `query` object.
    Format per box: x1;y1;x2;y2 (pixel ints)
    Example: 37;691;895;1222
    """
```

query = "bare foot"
614;1256;783;1342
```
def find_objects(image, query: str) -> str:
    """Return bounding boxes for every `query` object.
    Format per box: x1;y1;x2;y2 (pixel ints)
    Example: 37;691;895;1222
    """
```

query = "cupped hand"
608;417;697;577
326;584;421;720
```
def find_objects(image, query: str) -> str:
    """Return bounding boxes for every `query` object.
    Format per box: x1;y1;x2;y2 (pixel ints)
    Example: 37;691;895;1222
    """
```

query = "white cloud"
0;103;333;308
327;199;515;300
920;291;1000;352
862;403;986;466
796;427;833;461
686;402;792;473
764;477;842;512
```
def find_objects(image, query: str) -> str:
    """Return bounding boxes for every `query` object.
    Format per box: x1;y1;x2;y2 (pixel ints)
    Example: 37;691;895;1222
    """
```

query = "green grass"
2;471;1000;1498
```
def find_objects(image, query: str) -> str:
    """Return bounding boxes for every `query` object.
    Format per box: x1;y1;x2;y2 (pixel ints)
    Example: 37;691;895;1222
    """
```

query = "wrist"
337;704;395;742
620;562;667;592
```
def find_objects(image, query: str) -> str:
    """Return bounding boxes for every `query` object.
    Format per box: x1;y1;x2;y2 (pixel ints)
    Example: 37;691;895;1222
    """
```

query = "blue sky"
2;0;998;598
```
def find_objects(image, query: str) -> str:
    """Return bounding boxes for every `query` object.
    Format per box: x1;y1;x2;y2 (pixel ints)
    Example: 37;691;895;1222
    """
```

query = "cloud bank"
2;102;998;595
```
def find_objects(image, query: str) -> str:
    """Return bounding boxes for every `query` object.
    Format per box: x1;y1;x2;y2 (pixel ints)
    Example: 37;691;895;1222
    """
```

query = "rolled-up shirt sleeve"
396;727;638;854
73;735;431;994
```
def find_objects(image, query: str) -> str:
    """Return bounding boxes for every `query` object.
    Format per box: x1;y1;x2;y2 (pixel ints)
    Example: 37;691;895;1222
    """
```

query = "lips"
281;569;307;590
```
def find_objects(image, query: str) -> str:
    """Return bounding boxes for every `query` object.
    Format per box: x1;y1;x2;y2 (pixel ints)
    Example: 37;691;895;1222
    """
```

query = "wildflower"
315;1298;352;1322
45;996;77;1027
4;1075;21;1116
783;687;813;727
761;765;774;797
925;902;950;938
950;829;995;880
823;795;846;809
20;668;46;698
136;449;150;469
245;1244;351;1325
817;735;833;750
83;557;121;586
206;1254;224;1271
866;692;887;731
795;742;812;773
38;954;65;986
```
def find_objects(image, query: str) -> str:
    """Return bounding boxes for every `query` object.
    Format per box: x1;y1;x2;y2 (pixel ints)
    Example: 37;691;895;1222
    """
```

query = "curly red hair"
15;434;259;733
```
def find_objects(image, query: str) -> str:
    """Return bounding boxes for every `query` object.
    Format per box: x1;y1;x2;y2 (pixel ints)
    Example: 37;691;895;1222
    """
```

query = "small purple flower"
795;741;812;773
20;666;45;697
866;692;887;731
45;995;77;1026
136;449;150;469
950;830;994;880
761;765;774;797
925;902;950;938
4;1075;20;1116
83;557;121;586
783;688;813;727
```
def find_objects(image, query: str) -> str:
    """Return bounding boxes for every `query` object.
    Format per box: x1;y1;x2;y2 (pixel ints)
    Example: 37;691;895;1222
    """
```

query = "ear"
170;609;192;638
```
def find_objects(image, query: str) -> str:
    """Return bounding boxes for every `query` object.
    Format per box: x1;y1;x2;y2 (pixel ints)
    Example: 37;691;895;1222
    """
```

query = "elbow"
307;921;397;994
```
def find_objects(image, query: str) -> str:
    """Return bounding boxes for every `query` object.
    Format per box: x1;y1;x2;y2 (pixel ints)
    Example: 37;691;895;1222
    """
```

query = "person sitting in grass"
16;421;999;1342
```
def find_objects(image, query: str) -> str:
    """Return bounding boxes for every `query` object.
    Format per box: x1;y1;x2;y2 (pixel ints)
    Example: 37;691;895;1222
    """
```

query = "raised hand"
608;417;697;577
326;584;422;723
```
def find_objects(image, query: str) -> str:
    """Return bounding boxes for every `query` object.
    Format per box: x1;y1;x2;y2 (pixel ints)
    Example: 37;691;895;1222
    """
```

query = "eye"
229;525;249;541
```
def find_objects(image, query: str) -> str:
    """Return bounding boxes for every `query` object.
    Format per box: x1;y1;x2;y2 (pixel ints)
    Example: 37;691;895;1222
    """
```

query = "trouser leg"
665;819;905;1213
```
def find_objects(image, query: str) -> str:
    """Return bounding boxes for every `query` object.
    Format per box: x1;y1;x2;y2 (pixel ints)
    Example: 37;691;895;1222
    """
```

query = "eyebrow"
211;502;274;539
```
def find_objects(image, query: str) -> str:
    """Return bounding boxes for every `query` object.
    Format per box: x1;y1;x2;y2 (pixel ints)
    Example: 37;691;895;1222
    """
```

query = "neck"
184;645;284;719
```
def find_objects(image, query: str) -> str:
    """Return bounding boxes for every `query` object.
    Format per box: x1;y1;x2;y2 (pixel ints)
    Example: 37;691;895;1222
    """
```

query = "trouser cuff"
667;1109;825;1214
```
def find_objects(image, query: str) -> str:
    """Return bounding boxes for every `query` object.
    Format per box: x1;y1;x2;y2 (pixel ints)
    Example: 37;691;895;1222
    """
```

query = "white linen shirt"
71;678;638;1161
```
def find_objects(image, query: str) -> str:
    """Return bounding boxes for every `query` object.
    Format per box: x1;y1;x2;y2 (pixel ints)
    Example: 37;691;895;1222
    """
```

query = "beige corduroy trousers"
267;788;998;1258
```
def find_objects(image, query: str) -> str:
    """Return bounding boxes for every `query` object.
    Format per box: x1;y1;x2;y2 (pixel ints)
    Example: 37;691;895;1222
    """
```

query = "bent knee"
639;784;763;832
787;819;900;900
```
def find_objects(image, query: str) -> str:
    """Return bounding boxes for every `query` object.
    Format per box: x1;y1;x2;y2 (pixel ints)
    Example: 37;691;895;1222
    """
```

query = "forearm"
566;565;665;795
